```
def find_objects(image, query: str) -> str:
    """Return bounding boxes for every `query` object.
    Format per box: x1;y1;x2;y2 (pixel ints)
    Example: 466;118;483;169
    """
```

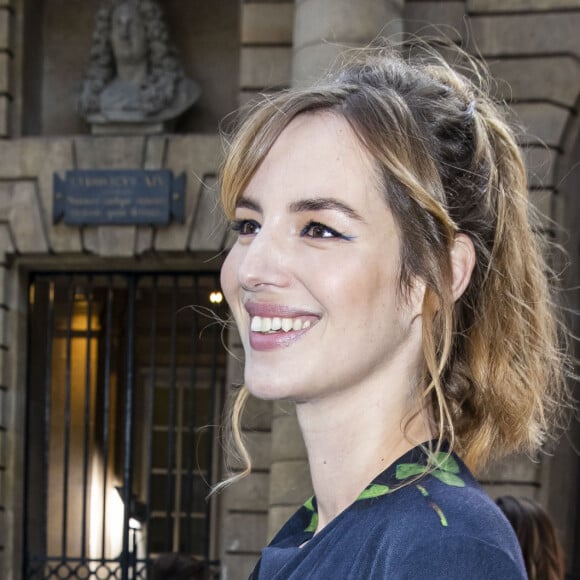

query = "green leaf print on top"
396;452;465;488
357;484;391;501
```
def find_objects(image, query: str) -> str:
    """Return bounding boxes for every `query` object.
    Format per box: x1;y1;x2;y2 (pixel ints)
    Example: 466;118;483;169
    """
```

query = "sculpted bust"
78;0;200;124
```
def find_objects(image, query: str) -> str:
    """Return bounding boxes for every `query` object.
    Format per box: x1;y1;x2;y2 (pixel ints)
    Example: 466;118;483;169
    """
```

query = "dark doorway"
24;272;228;579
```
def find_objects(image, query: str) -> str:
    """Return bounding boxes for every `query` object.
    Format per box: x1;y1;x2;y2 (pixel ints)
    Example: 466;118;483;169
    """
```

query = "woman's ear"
450;234;476;301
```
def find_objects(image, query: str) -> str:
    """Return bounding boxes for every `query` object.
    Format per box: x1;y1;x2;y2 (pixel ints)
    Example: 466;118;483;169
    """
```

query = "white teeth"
250;316;314;334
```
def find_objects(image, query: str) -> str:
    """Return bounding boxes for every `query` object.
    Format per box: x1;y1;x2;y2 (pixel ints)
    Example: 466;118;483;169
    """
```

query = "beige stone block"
479;453;541;483
242;3;294;44
481;482;539;501
223;472;269;511
221;554;261;580
294;0;403;49
143;135;167;169
468;0;580;12
226;350;244;387
155;135;222;252
272;400;294;418
237;89;272;110
223;512;268;552
83;226;136;258
0;181;11;220
523;146;557;189
404;2;466;41
240;47;292;90
0;387;5;428
0;95;7;137
470;13;580;58
243;396;273;431
0;308;7;349
0;347;6;385
0;9;10;51
74;136;145;169
0;427;5;465
489;57;580;107
511;103;570;148
529;189;555;227
271;412;307;461
9;181;50;253
268;505;298;540
0;51;10;94
292;42;348;86
0;222;14;262
0;267;5;308
19;138;82;253
269;459;312;505
228;431;272;471
134;227;154;255
188;176;229;252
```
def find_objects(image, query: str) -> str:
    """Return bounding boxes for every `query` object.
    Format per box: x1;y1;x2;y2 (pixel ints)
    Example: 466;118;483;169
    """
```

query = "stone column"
267;1;405;538
292;0;404;86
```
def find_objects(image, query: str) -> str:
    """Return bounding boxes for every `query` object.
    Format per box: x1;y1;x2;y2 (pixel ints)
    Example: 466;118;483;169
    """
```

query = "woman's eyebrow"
235;197;262;213
288;197;366;223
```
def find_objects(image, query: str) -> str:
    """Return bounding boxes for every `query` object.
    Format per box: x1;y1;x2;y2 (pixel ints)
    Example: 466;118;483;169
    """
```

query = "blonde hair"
218;42;573;486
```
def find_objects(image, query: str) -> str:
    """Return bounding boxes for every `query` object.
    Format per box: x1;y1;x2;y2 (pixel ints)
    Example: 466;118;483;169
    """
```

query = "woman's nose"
237;232;292;291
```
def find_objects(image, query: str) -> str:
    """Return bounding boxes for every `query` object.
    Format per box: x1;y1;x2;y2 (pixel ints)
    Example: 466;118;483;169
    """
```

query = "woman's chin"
245;378;304;402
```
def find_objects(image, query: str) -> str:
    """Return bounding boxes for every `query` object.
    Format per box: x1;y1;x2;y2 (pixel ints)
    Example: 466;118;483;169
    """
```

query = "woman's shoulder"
353;451;527;577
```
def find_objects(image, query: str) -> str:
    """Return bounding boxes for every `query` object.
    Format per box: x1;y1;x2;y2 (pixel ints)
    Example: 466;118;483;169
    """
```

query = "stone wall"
0;132;225;579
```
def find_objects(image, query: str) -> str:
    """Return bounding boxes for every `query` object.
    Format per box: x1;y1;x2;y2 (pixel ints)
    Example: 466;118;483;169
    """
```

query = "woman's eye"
302;221;346;239
231;219;260;236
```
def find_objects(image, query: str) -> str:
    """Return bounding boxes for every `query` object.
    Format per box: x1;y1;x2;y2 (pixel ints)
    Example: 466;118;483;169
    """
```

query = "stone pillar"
266;0;405;538
267;401;310;539
292;0;404;86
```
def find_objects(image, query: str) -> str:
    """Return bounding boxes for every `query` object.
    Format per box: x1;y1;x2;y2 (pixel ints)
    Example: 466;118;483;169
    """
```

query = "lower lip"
249;327;313;351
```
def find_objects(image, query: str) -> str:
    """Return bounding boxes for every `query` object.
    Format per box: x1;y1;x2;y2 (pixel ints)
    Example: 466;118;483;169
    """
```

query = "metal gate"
24;272;228;579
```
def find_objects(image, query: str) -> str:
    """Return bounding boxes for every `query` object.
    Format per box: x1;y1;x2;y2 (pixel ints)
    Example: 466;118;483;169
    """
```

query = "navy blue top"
251;444;527;579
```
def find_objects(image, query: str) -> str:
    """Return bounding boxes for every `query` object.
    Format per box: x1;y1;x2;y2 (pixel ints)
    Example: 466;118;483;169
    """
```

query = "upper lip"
244;301;319;319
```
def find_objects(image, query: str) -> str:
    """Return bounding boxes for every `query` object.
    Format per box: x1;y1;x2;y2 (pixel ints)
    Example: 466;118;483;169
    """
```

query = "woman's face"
221;113;425;403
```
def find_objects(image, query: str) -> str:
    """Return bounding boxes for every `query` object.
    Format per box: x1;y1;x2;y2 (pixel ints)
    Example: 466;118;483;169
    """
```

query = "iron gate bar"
121;276;136;580
145;274;158;558
205;314;220;556
62;277;75;559
101;276;114;561
43;282;55;564
80;275;93;559
186;276;200;553
165;276;178;552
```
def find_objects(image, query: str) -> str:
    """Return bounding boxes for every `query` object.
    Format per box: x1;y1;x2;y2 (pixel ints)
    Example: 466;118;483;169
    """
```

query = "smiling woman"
217;42;573;579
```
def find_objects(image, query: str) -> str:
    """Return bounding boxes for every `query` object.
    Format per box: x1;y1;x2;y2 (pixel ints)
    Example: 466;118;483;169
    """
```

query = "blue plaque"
53;169;186;225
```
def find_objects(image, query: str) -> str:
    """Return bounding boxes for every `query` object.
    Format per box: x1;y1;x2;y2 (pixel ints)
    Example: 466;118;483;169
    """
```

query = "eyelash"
231;219;353;241
230;219;260;236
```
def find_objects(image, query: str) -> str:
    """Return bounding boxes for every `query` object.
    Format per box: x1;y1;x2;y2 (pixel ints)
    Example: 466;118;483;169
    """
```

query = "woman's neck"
295;375;433;533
